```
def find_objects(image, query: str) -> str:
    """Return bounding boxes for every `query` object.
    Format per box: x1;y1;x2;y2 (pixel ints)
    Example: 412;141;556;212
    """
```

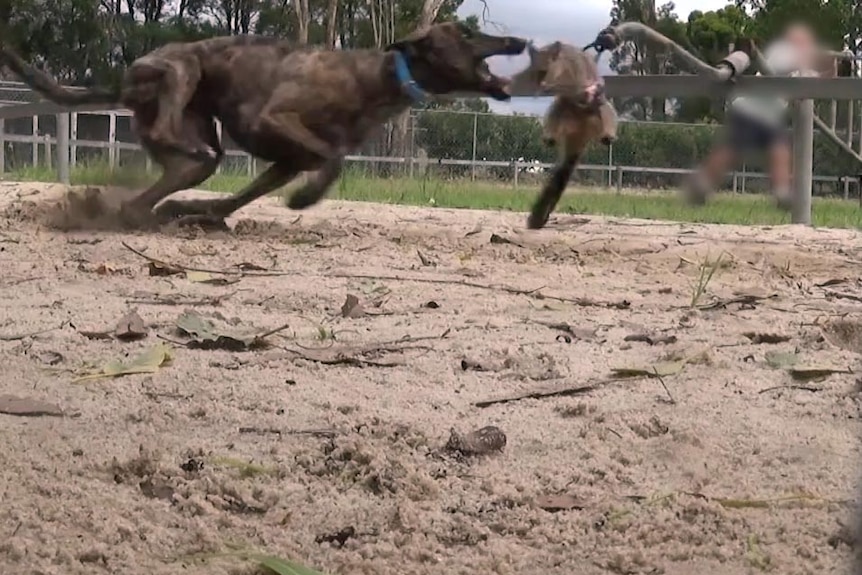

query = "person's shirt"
729;39;813;127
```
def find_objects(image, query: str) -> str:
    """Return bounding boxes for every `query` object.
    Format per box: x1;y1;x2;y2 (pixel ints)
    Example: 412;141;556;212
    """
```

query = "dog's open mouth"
477;64;512;101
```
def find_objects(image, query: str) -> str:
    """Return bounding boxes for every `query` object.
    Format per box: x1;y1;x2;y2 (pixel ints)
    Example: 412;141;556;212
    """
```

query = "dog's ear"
386;29;432;57
547;41;564;59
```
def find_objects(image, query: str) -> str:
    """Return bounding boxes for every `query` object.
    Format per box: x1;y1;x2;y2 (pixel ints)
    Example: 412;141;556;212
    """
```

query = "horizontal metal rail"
1;133;850;185
5;76;862;121
604;75;862;100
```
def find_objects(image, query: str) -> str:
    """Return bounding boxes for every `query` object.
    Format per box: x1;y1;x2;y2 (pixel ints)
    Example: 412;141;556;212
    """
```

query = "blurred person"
684;22;833;209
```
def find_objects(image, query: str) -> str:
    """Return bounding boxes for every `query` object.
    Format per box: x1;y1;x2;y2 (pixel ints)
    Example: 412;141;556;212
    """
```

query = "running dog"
1;24;527;225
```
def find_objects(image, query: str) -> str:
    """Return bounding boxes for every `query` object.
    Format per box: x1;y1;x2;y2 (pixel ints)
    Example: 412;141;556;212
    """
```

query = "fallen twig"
696;293;777;310
758;385;822;394
0;321;66;341
122;242;295;277
325;272;630;309
3;276;44;288
126;292;238;306
474;382;606;408
279;340;431;368
822;290;862;304
653;369;676;404
238;426;337;438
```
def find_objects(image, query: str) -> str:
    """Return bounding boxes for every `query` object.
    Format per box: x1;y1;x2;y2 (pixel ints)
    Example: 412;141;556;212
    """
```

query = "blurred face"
783;24;817;67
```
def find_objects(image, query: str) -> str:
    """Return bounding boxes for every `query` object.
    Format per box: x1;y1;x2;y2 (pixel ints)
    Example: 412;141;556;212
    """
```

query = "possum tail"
0;45;120;106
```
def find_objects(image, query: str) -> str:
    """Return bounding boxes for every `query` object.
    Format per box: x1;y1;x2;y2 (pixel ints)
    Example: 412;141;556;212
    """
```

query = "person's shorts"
723;110;788;152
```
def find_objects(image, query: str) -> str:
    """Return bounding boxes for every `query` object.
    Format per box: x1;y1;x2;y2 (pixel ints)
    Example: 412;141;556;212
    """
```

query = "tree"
609;0;690;120
673;5;753;122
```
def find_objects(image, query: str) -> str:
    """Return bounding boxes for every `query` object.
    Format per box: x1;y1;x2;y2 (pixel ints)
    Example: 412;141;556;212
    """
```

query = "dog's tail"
0;45;120;106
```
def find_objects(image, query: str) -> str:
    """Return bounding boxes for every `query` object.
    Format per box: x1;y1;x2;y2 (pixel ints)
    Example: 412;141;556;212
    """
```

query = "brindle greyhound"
509;41;618;229
0;23;527;225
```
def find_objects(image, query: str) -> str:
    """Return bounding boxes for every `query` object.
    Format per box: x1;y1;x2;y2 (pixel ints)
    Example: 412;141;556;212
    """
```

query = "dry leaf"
139;478;175;501
78;330;114;340
445;426;507;455
35;350;64;366
743;332;791;344
236;262;268;271
72;344;172;383
535;494;587;512
94;262;120;275
489;233;523;247
460;358;492;372
185;270;239;286
0;394;64;417
340;294;365;318
765;351;798;369
624;333;678;345
465;224;483;237
417;250;436;267
790;366;850;381
147;261;182;276
821;319;862;355
175;310;288;351
115;310;147;341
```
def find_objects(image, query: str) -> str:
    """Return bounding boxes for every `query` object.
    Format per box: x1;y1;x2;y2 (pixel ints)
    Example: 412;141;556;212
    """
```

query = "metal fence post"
32;115;39;168
0;119;5;174
57;112;70;185
44;134;51;171
70;112;78;168
107;112;117;168
471;112;478;181
792;99;814;225
607;144;613;188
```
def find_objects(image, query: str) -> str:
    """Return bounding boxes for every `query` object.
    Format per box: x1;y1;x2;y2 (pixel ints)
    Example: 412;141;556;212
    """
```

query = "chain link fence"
2;81;862;197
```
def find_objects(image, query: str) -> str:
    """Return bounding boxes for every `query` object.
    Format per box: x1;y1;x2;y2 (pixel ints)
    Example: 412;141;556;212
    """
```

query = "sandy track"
0;181;860;575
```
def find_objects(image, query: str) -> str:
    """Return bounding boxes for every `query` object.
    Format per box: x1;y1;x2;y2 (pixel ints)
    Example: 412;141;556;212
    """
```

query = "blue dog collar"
393;51;428;102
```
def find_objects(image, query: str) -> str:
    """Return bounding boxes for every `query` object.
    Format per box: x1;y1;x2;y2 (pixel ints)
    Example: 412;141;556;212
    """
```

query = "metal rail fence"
1;87;861;198
5;58;862;223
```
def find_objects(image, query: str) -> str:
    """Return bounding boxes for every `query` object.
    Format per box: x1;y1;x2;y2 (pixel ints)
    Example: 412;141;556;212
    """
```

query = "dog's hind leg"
159;155;344;219
128;57;211;161
527;114;600;230
286;157;344;210
120;111;222;226
154;162;301;221
528;153;578;230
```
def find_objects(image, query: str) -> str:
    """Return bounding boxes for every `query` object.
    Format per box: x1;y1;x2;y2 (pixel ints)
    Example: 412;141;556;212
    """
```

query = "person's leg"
767;133;793;210
684;115;743;205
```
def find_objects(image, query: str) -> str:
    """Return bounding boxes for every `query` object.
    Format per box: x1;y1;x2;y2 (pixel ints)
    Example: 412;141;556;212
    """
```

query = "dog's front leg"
257;88;337;161
597;100;618;145
528;116;591;229
286;156;345;210
155;162;301;223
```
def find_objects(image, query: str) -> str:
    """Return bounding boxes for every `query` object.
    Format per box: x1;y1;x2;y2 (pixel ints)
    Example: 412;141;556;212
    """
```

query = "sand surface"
1;181;861;575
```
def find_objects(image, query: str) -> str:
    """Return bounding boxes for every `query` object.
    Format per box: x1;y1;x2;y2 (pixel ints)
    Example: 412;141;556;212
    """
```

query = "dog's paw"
174;214;230;231
526;209;550;230
287;191;321;210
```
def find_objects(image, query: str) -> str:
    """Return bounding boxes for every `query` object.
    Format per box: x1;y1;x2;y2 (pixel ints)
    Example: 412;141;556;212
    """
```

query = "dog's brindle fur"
1;24;526;224
509;41;618;230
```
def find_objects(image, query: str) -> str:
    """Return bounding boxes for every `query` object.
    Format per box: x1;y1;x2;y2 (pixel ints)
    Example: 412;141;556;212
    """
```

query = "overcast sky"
457;0;732;114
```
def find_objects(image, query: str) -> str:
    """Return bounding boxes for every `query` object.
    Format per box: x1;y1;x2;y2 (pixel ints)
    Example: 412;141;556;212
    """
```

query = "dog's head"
510;41;603;107
386;22;527;101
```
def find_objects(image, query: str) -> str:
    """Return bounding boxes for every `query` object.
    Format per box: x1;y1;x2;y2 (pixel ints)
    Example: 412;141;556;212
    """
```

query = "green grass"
6;162;862;229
